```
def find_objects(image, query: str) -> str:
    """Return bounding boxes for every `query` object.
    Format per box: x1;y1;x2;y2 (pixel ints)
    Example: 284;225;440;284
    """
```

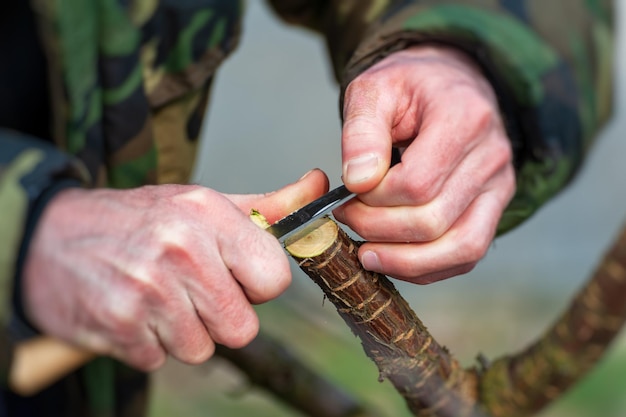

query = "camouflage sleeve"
0;130;88;387
266;0;615;232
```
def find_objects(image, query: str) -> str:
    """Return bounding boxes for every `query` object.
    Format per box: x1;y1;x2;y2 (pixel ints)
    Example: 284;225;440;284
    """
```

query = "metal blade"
266;184;355;246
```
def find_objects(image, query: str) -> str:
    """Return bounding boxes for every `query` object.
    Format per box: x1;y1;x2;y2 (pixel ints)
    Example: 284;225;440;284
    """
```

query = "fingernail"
361;250;382;271
299;169;315;181
345;154;379;184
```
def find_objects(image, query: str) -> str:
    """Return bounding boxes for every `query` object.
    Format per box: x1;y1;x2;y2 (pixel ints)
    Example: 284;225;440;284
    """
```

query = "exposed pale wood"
10;338;94;396
285;217;338;258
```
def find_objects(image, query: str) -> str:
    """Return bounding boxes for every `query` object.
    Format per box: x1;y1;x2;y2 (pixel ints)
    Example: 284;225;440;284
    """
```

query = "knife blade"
266;184;355;246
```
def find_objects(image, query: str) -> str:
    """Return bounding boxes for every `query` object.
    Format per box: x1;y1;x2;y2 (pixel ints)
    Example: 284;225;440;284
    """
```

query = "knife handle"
10;337;94;396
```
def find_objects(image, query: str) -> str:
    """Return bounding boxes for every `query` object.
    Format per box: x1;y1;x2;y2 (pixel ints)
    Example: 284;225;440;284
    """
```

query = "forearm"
268;0;615;231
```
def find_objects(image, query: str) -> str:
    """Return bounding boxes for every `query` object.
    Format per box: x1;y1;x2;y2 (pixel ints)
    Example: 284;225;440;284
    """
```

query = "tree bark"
477;223;626;417
284;217;626;417
285;218;487;417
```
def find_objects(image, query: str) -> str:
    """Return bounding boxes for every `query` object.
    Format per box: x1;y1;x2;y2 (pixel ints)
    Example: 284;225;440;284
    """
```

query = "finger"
188;254;261;348
357;186;510;284
335;201;457;243
341;77;396;193
354;87;497;208
216;207;292;304
73;297;168;371
152;296;216;365
334;132;512;242
89;322;167;371
226;169;330;224
111;340;167;372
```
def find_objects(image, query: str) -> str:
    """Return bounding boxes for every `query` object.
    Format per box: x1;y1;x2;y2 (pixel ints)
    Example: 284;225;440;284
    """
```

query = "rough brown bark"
477;223;626;417
285;217;626;417
285;218;487;417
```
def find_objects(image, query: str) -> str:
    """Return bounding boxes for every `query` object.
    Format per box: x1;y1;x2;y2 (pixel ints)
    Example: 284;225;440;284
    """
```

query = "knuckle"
227;238;292;303
103;280;166;347
106;298;144;338
501;165;517;200
179;341;215;365
344;217;375;241
133;346;167;371
152;220;194;255
457;234;489;264
345;74;375;97
156;235;195;272
343;77;382;120
400;175;438;205
220;316;259;349
129;270;167;308
416;211;448;242
488;134;514;171
471;96;495;128
171;184;211;207
340;214;362;236
263;259;292;299
208;290;259;349
413;210;447;241
457;91;499;140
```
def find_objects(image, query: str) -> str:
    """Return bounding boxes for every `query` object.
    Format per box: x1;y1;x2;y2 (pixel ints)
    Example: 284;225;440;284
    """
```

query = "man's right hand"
21;169;329;371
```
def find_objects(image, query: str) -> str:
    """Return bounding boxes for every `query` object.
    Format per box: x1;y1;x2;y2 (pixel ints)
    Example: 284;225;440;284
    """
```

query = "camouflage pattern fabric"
0;0;614;415
1;0;242;415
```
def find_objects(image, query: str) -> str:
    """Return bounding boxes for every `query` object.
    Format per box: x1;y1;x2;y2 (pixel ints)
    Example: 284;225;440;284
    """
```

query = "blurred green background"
148;2;626;416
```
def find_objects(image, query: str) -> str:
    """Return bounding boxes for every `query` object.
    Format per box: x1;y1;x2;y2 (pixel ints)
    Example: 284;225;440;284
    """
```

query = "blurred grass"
148;294;626;417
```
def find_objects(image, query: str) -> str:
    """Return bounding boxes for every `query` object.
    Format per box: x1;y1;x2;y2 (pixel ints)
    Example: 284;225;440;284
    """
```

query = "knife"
265;184;355;246
268;150;401;246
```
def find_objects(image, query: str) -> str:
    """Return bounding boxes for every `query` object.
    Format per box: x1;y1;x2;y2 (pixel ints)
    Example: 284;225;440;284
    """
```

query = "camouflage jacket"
0;0;614;416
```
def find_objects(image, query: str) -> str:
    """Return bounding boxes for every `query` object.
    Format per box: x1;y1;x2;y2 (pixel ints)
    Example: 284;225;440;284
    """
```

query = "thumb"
341;81;393;194
225;169;330;224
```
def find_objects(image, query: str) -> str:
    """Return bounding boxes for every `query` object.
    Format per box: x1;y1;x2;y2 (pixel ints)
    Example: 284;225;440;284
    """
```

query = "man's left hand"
334;45;516;284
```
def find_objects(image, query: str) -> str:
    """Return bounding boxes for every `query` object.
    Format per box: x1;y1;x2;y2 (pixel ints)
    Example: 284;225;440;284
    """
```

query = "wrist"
404;43;482;70
13;179;82;339
403;44;498;98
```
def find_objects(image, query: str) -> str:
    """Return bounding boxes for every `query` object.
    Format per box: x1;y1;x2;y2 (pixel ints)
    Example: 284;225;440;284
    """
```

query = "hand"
22;169;329;370
333;45;515;284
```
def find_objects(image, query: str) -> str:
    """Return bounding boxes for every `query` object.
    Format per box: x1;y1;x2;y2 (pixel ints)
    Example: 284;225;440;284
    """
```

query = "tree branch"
285;218;487;417
215;332;382;417
284;217;626;417
477;223;626;416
